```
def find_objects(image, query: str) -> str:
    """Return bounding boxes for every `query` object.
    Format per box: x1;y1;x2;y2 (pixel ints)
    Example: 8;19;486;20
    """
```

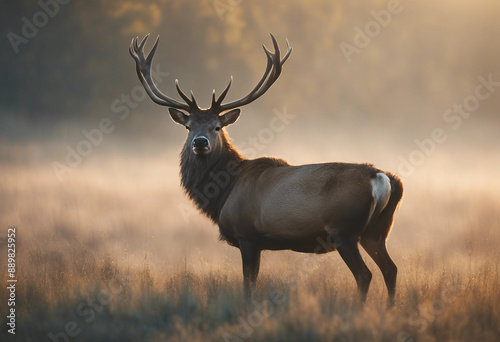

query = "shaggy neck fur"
179;130;244;223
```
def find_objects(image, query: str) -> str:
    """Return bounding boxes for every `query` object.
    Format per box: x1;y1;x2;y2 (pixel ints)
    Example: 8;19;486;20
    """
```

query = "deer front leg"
239;240;261;303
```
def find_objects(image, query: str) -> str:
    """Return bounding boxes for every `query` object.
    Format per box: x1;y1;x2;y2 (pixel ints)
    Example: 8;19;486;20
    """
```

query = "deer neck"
179;131;244;223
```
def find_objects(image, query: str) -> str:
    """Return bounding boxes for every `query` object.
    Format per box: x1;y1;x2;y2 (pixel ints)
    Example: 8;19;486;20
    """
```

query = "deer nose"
192;137;209;149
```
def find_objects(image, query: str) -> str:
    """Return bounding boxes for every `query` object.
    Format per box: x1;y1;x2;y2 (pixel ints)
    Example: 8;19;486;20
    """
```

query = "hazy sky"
1;0;499;148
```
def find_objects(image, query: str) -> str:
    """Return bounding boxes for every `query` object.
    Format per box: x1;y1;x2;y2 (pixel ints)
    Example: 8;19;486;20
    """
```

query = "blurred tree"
0;0;498;130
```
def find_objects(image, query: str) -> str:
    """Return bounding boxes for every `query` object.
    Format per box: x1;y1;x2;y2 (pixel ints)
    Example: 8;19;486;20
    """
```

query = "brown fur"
130;34;403;305
178;130;403;305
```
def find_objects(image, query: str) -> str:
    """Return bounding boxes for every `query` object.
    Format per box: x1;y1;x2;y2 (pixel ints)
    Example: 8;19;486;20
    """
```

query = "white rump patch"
367;173;391;225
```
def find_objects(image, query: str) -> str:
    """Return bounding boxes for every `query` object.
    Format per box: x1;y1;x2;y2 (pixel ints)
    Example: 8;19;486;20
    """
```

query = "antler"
212;33;292;111
129;34;198;111
130;33;291;113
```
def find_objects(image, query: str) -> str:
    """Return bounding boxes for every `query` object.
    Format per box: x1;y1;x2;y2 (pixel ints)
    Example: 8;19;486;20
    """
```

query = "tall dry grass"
0;150;499;341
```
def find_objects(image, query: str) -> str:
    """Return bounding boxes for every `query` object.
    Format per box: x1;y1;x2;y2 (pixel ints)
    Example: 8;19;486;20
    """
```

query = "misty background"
1;4;500;340
2;0;499;140
1;0;499;259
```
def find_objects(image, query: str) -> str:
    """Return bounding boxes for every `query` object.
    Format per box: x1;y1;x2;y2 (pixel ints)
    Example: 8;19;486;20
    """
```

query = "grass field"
1;150;499;342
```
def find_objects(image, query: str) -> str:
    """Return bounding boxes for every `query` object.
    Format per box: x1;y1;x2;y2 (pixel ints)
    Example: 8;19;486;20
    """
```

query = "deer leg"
333;235;372;303
360;236;397;307
239;240;261;303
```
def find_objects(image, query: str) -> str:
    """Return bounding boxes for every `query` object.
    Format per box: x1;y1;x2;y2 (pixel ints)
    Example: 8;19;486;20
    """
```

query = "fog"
1;0;499;236
1;2;500;340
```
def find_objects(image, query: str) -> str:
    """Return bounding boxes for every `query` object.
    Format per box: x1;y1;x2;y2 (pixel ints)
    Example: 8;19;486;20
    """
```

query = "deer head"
129;34;292;156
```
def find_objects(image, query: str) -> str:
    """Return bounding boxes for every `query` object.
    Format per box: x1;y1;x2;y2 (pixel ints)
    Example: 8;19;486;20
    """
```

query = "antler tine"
138;34;149;51
129;37;138;58
269;33;281;60
218;33;292;111
190;90;199;109
215;76;233;106
281;39;292;65
129;35;193;111
145;35;160;64
211;89;217;108
175;79;198;109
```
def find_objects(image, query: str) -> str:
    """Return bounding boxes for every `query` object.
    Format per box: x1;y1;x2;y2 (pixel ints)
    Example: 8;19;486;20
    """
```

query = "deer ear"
168;108;189;126
220;109;240;127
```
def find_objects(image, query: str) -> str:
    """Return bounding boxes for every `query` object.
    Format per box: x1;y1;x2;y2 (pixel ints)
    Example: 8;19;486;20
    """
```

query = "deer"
129;33;403;306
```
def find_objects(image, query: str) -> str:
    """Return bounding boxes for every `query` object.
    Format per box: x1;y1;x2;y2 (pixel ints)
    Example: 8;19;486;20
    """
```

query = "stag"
130;34;403;305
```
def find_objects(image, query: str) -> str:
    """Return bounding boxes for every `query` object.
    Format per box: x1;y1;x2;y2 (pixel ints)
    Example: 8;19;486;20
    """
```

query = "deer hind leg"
360;235;397;307
238;240;261;303
361;204;399;307
362;175;402;307
333;235;372;303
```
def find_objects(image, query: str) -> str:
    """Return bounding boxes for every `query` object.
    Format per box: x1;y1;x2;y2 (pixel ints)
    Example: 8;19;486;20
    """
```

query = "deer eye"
215;126;221;132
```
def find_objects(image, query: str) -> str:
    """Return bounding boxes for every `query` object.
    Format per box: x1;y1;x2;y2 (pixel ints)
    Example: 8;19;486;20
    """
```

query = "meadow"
0;142;499;342
2;0;500;341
